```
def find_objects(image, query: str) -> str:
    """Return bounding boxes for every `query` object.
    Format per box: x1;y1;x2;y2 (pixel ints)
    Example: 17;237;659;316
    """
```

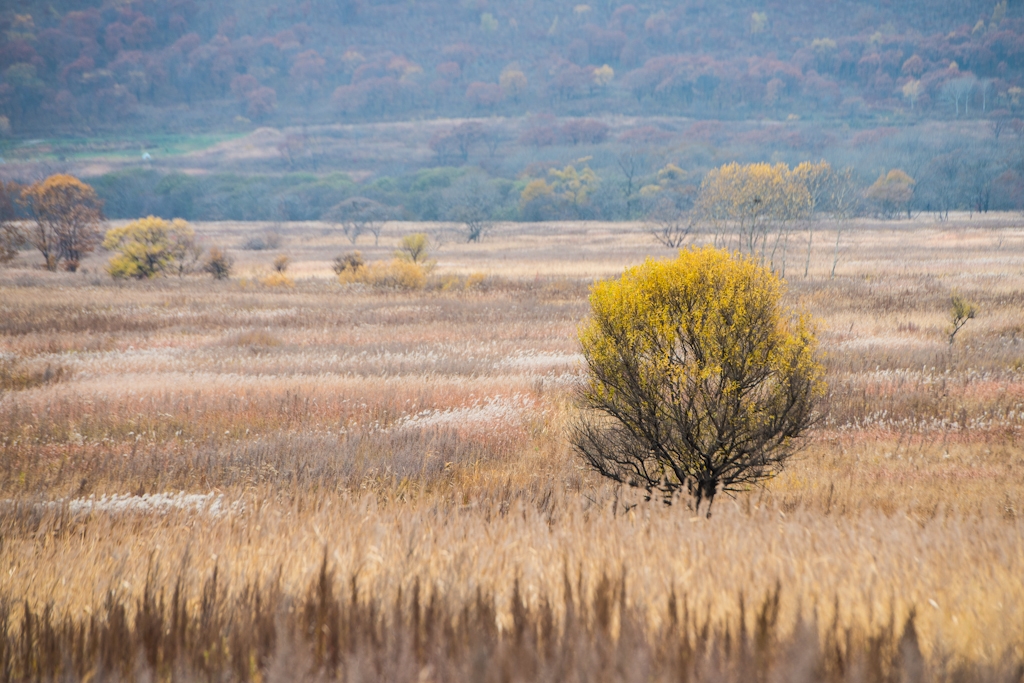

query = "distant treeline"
4;0;1024;134
90;167;518;222
89;141;1024;224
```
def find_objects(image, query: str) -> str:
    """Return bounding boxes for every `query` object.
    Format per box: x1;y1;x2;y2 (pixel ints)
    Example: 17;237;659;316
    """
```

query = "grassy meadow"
1;215;1023;682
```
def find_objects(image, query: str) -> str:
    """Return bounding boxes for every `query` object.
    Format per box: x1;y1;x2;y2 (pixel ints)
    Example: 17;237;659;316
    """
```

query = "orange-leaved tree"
22;174;104;271
572;246;825;516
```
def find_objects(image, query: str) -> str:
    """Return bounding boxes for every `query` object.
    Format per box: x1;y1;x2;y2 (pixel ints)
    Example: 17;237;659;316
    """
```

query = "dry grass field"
1;214;1023;682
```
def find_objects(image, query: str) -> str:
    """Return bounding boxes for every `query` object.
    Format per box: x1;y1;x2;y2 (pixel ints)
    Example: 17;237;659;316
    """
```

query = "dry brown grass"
1;215;1023;681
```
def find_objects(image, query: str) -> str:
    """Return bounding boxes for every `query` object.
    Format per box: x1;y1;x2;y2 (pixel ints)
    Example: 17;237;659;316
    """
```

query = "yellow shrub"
431;271;487;292
337;259;426;290
260;272;295;288
436;273;463;291
465;272;487;290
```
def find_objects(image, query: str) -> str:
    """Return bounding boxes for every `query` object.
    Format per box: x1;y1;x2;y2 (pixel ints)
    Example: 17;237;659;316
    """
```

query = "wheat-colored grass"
1;216;1023;680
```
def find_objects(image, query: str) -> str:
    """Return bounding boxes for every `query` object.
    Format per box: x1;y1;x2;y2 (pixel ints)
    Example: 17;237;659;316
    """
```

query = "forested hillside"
3;0;1024;133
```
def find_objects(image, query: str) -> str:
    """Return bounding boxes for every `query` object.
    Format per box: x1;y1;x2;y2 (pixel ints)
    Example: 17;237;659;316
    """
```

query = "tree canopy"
21;174;104;271
103;215;197;278
573;246;825;515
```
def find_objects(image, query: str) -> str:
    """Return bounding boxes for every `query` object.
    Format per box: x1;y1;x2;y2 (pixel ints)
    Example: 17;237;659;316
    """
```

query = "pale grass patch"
391;393;540;431
51;491;240;516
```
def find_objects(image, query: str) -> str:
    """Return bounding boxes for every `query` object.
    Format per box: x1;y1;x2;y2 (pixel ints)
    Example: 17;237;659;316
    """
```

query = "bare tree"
323;197;393;245
616;147;656;218
645;196;692;248
442;174;499;242
828;168;858;279
922;152;966;221
941;76;978;118
979;78;994;114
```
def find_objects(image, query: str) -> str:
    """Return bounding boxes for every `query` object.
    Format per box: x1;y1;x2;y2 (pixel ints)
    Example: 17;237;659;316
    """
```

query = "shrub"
204;246;234;280
434;271;488;292
572;246;824;515
466;272;487;290
272;254;290;273
948;290;977;345
103;216;196;279
338;259;426;290
333;251;364;275
261;272;294;287
242;230;283;251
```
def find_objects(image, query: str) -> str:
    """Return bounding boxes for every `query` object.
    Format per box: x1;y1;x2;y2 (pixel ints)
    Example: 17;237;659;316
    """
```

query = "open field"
1;215;1024;681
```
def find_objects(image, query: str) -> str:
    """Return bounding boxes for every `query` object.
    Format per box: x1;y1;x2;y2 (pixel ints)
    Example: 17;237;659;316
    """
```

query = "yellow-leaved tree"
572;246;825;516
694;162;811;272
104;216;199;279
549;160;599;218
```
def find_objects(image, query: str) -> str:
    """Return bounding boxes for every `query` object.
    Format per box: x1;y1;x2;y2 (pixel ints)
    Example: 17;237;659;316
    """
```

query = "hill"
2;0;1024;134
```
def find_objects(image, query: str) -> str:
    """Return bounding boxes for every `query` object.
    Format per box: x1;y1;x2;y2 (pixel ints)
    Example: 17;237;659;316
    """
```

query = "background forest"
2;0;1024;221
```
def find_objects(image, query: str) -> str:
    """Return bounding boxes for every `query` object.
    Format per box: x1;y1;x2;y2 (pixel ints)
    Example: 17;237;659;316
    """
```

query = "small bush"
223;329;283;350
333;251;364;275
204;247;234;280
104;217;197;279
242;230;283;251
466;272;487;290
434;271;489;292
260;271;295;287
272;254;290;273
338;259;426;290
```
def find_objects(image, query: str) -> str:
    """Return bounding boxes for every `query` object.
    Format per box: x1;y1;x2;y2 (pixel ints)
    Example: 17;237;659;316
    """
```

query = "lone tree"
441;173;499;242
948;290;977;345
22;174;104;271
572;247;824;516
396;233;431;264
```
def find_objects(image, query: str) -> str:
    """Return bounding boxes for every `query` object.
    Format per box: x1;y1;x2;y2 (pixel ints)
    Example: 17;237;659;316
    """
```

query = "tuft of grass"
6;558;1014;683
224;329;284;350
260;271;295;287
0;355;67;391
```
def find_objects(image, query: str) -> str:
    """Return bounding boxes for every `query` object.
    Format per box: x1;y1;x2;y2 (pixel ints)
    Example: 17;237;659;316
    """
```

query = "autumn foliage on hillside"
3;0;1024;133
